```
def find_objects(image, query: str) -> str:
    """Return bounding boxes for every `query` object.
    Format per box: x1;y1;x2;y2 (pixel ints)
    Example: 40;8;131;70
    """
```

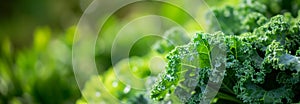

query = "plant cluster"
77;0;300;103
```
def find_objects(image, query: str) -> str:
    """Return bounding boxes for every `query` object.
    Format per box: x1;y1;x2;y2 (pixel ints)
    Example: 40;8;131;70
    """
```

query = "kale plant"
151;0;300;103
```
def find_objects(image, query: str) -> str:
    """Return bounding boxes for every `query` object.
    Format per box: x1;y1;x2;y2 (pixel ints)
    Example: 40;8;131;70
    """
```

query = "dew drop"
95;92;101;97
123;85;131;94
112;81;118;87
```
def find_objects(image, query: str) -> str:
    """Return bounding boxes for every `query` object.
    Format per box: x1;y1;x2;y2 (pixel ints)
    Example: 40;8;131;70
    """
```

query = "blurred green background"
0;0;238;104
0;0;85;103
